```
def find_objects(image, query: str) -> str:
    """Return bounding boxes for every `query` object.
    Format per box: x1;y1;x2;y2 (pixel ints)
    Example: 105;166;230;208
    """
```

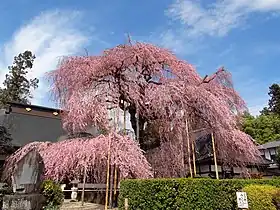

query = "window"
271;154;277;163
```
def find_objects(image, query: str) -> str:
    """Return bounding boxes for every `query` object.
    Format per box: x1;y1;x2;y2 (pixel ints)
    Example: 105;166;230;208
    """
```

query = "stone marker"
11;149;44;194
2;149;46;210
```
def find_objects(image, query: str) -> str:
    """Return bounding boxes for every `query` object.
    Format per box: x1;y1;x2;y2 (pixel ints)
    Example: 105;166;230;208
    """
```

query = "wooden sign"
236;192;248;209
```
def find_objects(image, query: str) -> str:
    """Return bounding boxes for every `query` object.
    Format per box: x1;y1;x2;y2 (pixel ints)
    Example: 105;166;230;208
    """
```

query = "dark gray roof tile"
257;140;280;149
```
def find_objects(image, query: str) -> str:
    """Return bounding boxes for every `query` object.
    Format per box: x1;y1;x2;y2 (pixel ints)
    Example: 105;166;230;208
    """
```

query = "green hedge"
118;178;280;210
243;184;280;210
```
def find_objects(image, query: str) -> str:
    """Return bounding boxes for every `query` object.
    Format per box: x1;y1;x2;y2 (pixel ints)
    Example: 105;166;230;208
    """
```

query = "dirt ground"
61;200;117;210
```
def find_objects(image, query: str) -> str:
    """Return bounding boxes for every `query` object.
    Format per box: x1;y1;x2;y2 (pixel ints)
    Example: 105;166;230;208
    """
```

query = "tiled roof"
7;102;61;113
257;140;280;150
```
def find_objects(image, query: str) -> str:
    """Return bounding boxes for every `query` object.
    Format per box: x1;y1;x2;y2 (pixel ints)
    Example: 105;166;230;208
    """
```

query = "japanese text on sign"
236;192;248;209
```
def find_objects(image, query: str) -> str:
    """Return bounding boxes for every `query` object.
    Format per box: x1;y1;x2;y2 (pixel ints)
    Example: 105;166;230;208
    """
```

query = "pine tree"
0;50;39;107
261;84;280;115
243;84;280;144
268;84;280;115
0;50;38;153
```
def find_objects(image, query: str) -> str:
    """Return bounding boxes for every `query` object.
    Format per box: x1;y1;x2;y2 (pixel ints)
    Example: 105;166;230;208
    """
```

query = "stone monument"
2;149;46;210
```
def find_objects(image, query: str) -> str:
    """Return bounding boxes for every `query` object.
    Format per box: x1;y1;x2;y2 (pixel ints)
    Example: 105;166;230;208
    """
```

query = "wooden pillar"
109;109;117;207
81;166;87;206
211;132;219;180
113;165;118;204
192;137;197;177
123;100;126;134
104;137;111;210
109;165;114;208
112;106;120;207
136;103;139;142
181;134;185;177
185;118;193;178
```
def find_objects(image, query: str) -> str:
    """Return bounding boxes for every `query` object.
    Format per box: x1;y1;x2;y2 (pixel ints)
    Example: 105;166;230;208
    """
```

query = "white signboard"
236;192;248;209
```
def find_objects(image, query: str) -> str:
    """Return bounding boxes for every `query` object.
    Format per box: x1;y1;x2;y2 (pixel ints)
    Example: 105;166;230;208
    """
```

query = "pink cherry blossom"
4;41;260;179
3;133;152;182
47;41;260;177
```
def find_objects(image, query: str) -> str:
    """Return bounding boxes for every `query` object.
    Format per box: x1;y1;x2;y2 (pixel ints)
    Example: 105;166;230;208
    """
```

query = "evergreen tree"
261;83;280;115
242;113;280;144
242;84;280;144
0;50;38;153
0;50;39;107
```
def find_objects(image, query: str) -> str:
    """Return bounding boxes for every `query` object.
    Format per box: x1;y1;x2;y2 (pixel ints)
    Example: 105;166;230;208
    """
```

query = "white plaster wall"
108;107;135;138
233;167;242;174
211;165;222;172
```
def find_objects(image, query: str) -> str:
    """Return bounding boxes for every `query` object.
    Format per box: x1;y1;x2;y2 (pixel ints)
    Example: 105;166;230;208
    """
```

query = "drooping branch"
47;41;260;178
3;133;153;182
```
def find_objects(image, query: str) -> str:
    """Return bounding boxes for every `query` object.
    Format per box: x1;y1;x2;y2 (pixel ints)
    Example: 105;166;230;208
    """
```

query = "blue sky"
0;0;280;115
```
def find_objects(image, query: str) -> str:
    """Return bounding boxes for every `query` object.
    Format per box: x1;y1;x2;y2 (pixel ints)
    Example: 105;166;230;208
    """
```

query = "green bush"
243;184;279;210
273;190;280;210
41;180;64;210
118;178;280;210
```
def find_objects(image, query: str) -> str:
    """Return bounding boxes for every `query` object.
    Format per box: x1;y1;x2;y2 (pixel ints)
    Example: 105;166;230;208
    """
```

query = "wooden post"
104;137;112;210
109;109;117;208
123;100;126;134
112;107;119;207
185;118;193;178
113;165;118;195
181;134;185;177
211;132;219;180
109;164;114;208
136;103;139;142
191;137;197;177
81;166;87;206
180;110;184;177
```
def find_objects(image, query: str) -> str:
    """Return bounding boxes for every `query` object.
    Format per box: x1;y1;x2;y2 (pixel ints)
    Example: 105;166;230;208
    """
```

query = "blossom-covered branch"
3;133;152;182
47;41;260;177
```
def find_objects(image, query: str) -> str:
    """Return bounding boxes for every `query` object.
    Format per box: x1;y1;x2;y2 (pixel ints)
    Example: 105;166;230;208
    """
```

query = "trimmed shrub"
273;190;280;210
119;178;280;210
41;180;64;210
243;184;279;210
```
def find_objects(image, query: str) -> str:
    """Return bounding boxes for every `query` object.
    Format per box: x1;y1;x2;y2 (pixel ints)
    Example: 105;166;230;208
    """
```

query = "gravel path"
61;200;117;210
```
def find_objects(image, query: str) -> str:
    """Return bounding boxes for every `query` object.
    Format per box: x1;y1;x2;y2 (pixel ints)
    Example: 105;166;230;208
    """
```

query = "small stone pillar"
70;180;79;202
71;186;78;201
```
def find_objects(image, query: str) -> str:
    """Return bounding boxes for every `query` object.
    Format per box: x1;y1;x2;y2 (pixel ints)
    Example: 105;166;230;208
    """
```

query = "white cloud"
166;0;280;38
161;0;280;54
158;0;280;116
249;104;266;116
0;10;90;106
234;0;280;11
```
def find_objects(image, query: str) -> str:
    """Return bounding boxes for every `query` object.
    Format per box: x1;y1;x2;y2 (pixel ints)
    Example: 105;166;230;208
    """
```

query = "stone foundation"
2;194;45;210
